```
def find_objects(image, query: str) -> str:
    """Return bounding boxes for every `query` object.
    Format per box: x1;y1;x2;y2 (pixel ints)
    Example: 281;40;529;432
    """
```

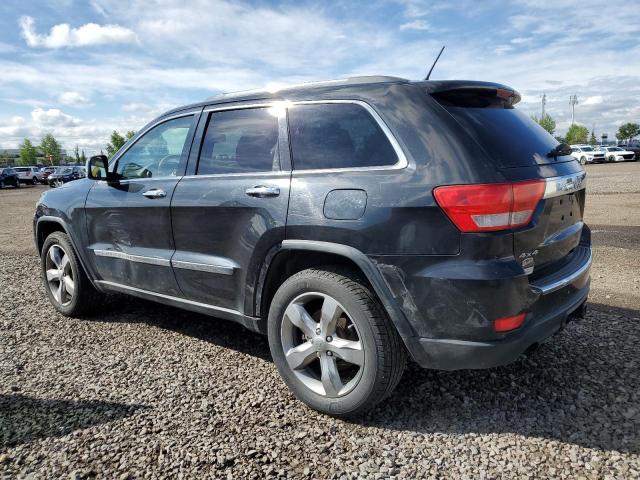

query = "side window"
116;115;193;179
288;103;398;170
197;108;279;175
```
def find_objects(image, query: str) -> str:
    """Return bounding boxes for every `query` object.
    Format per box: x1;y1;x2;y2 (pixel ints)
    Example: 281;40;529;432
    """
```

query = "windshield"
14;167;28;172
581;146;593;151
55;167;72;174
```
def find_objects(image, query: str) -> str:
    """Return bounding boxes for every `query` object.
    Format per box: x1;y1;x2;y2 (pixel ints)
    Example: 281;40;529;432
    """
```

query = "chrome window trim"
95;280;243;316
93;249;170;267
171;259;234;275
543;171;587;199
186;99;408;178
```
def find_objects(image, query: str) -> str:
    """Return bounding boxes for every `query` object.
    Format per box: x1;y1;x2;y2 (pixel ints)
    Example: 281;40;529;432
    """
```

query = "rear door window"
287;103;398;170
197;108;279;175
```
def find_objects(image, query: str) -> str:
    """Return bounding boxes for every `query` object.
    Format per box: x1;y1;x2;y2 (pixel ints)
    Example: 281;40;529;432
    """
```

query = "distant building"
0;148;67;167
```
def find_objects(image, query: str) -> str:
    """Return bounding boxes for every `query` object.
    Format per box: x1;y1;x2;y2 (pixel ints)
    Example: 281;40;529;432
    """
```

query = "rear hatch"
427;81;587;274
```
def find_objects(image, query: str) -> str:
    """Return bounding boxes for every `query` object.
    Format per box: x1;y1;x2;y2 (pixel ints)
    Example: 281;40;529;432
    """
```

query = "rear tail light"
433;180;545;232
494;313;526;332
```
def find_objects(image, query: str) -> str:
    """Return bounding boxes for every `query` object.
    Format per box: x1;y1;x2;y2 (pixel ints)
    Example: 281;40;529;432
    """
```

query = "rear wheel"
0;180;4;189
579;156;586;165
32;177;38;185
41;232;101;316
268;267;405;417
14;179;20;188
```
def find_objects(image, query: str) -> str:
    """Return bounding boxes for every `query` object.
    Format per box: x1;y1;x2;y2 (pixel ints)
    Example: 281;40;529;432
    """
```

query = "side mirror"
87;155;117;182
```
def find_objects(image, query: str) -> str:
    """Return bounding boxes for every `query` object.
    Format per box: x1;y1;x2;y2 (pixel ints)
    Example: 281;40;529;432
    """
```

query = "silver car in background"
14;166;45;184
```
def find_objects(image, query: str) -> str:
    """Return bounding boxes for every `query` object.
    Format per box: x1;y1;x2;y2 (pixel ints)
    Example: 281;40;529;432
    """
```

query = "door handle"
142;188;167;199
245;186;280;198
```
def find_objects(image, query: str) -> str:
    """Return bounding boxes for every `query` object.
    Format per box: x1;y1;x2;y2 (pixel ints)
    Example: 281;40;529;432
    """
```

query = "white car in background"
600;146;636;162
14;166;44;184
570;145;606;164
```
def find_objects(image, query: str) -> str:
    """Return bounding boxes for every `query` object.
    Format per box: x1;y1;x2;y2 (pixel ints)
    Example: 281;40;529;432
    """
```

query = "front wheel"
41;231;101;316
268;267;406;417
579;156;586;165
608;155;616;162
32;177;38;185
14;180;20;188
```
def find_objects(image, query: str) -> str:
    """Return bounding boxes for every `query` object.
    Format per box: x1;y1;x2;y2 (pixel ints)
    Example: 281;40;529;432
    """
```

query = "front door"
85;112;199;296
171;105;291;314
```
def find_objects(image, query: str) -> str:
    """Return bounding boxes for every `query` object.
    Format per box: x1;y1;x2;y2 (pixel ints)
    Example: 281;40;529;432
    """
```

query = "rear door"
170;104;290;314
85;112;199;295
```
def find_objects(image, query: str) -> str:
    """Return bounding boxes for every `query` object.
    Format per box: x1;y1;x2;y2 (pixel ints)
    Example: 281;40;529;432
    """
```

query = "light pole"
569;95;578;124
541;93;546;117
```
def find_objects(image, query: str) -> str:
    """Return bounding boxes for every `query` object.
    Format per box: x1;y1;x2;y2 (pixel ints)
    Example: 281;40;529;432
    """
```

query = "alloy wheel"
280;292;364;398
45;244;75;306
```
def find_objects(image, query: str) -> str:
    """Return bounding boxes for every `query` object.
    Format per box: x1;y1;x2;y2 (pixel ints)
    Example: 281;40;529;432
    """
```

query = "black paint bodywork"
34;76;591;370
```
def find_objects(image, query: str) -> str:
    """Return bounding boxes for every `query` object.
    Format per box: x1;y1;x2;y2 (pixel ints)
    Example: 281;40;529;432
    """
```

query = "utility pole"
541;93;546;117
569;94;578;124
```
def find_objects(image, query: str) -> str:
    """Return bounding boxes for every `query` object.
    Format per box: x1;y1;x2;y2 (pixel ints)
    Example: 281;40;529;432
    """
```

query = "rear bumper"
371;232;592;370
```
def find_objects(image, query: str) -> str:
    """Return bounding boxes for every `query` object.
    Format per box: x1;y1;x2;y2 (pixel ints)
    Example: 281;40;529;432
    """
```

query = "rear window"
433;90;571;168
288;103;398;170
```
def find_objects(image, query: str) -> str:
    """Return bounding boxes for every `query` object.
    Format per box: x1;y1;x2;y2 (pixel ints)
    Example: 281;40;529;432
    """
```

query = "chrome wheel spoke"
54;281;64;303
49;246;62;269
46;269;60;282
60;253;70;272
285;341;316;370
320;296;341;336
63;276;75;296
284;303;317;338
328;338;364;367
320;355;343;397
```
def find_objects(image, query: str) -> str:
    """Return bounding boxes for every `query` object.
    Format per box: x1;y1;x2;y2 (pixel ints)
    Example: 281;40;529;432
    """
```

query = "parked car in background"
617;140;640;160
570;145;605;164
14;166;44;184
40;166;56;181
34;76;591;417
601;146;635;162
0;167;21;189
47;166;83;187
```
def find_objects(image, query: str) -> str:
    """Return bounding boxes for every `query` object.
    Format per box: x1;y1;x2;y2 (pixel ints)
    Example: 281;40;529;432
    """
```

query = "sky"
0;0;639;155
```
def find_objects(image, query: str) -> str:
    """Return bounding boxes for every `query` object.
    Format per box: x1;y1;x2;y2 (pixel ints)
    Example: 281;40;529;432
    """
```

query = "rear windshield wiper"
547;143;572;158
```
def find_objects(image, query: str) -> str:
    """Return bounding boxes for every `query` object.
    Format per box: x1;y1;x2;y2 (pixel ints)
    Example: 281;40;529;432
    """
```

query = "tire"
579;156;586;165
0;180;4;189
608;155;615;163
40;231;101;317
32;177;38;185
268;267;406;417
14;179;20;188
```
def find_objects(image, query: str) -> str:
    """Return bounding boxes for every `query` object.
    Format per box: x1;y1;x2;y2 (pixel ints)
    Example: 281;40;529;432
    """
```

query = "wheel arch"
35;216;99;290
257;240;418;346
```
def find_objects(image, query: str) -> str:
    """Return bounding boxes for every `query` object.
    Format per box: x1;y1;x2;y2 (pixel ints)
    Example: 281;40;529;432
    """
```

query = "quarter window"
288;103;398;170
197;108;279;175
116;115;193;179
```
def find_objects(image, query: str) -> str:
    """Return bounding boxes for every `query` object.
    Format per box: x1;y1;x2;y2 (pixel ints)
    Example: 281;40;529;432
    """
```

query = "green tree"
554;135;566;144
40;133;62;165
589;130;597;146
565;124;589;145
616;122;640;143
106;131;127;158
532;113;556;135
126;130;136;140
19;138;38;165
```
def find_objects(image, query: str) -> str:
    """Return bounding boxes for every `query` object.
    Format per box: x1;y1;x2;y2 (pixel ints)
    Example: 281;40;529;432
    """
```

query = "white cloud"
583;95;603;105
400;20;430;31
20;16;136;48
58;91;91;107
31;108;79;127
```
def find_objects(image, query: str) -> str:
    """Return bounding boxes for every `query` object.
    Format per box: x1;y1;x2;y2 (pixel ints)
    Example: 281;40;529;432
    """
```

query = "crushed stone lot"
1;163;639;479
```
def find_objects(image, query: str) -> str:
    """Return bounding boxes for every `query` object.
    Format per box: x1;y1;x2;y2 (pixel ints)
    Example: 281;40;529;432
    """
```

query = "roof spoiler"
421;80;521;106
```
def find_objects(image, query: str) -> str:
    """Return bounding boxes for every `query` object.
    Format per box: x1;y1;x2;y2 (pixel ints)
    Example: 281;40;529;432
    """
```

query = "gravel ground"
1;164;639;479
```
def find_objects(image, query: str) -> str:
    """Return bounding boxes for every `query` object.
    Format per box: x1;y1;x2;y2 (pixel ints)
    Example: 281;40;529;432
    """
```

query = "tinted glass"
116;115;193;179
288;103;398;170
197;108;279;175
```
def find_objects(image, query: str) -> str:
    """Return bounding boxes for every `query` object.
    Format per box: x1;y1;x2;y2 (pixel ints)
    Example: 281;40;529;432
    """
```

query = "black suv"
34;76;591;416
0;167;21;189
48;166;83;188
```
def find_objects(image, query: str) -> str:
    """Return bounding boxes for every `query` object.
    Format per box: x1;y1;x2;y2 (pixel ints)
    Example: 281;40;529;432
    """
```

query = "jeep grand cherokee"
34;76;591;416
